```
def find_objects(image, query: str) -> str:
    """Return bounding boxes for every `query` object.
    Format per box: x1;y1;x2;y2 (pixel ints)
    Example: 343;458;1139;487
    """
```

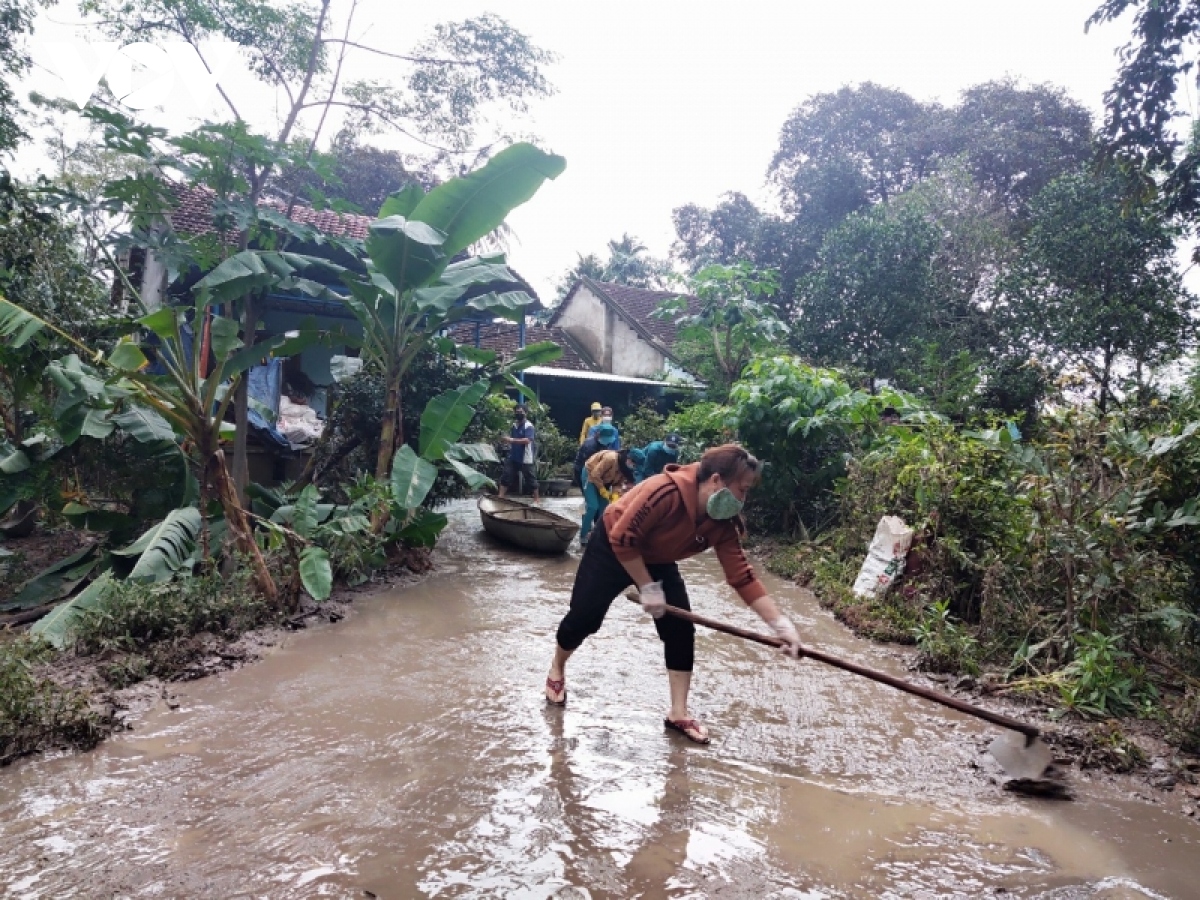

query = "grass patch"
73;568;272;687
0;637;111;764
762;540;919;643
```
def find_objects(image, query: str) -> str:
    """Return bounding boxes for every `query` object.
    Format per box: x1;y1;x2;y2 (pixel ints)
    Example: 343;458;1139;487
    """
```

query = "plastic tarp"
247;359;290;452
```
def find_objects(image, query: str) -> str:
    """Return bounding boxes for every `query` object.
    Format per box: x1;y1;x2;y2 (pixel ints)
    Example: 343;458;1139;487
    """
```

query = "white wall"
556;284;610;369
611;315;666;378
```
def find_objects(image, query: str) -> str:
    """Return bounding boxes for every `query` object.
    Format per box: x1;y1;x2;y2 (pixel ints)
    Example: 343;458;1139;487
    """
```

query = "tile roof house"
548;278;699;382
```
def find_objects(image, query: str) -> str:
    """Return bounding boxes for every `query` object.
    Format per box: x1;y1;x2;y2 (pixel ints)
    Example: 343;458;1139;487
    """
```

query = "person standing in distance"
498;406;539;503
544;443;803;744
579;401;605;445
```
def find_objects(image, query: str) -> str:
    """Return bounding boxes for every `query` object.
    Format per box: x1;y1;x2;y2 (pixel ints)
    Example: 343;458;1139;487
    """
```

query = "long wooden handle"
634;598;1039;739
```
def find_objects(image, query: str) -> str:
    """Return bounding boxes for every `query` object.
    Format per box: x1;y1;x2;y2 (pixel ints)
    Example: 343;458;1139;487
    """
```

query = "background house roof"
550;279;696;355
444;322;596;371
169;185;372;241
165;186;542;306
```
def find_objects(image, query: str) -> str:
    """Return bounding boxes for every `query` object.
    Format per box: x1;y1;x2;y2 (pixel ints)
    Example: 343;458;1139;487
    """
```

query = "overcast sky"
18;1;1138;301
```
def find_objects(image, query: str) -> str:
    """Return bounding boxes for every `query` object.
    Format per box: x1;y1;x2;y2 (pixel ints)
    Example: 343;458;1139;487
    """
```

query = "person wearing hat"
573;418;615;488
498;405;539;503
579;437;640;545
544;443;803;744
635;432;682;483
579;402;605;445
586;406;621;450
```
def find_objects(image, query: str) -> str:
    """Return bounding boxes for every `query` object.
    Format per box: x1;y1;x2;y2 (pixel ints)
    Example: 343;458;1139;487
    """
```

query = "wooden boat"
478;495;579;553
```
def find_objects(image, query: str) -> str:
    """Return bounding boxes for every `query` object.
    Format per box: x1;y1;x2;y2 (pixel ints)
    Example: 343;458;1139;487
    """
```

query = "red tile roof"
445;322;595;371
167;185;372;240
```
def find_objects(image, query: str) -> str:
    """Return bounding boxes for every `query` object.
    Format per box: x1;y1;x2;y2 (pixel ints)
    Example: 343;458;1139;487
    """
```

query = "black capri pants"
555;518;696;671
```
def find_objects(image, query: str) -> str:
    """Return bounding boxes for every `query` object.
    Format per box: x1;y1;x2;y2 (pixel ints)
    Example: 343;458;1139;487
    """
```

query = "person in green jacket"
635;432;681;483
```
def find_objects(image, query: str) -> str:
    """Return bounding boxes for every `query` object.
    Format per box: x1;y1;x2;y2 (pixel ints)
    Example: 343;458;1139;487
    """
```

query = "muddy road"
1;498;1196;898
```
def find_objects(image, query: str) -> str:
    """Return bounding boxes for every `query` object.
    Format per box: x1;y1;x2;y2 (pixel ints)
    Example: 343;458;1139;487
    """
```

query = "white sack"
851;515;914;599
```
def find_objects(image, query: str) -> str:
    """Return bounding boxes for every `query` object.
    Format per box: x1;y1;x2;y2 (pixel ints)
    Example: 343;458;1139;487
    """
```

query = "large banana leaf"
113;507;202;582
291;485;321;538
443;457;495;491
419;380;489;461
30;572;114;650
409;143;566;259
395;508;448;547
195;251;345;306
364;217;446;293
299;546;332;601
502;341;564;374
0;546;101;612
0;294;48;348
378;183;425;218
389;444;439;511
111;406;176;443
445;443;500;463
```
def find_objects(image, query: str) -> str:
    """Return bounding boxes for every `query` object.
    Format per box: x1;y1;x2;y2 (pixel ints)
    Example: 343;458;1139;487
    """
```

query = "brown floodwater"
0;498;1196;898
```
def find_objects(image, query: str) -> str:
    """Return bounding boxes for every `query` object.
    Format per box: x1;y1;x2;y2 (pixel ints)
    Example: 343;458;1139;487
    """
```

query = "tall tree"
0;0;39;153
554;233;672;300
998;169;1194;412
797;202;940;387
671;192;787;273
1088;0;1200;221
770;83;946;216
950;79;1095;216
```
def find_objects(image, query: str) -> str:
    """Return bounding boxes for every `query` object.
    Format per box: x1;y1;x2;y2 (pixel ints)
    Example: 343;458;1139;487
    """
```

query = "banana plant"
351;143;565;481
0;274;338;604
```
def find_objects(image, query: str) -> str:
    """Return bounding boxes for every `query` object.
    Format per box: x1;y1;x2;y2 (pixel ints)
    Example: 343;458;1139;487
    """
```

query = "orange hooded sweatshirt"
602;462;767;604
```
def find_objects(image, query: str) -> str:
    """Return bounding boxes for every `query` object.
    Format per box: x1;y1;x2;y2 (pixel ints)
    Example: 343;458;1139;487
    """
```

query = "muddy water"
1;498;1196;899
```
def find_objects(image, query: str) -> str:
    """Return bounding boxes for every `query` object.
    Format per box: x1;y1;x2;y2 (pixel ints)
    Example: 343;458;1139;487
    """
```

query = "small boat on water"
478;495;579;554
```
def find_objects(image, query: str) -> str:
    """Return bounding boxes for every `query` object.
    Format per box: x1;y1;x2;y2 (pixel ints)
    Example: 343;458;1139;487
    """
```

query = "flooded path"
1;498;1196;898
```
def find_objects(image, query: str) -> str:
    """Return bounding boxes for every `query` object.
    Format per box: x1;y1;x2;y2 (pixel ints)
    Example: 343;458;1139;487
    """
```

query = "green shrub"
912;599;980;675
664;400;736;464
0;637;108;762
618;399;668;451
74;567;268;656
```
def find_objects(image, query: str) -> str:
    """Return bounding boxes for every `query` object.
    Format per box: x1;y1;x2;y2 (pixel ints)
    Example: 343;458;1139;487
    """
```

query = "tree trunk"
375;368;403;481
208;446;278;604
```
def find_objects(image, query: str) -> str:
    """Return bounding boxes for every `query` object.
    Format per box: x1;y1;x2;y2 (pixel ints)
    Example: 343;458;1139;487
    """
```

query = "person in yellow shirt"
578;401;604;445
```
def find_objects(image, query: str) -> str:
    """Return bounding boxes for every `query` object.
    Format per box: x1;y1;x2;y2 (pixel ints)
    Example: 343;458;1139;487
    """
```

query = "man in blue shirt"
635;432;682;483
498;406;539;502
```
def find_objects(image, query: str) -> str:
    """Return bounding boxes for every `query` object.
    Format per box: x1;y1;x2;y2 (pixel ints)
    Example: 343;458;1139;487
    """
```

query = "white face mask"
602;416;613;424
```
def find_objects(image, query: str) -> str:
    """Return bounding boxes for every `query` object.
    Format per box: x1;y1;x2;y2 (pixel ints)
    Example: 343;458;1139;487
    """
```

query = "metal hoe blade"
987;731;1054;780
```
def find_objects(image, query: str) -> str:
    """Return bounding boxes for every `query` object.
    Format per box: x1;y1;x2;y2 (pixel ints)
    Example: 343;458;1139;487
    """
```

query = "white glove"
769;616;802;658
639;581;666;619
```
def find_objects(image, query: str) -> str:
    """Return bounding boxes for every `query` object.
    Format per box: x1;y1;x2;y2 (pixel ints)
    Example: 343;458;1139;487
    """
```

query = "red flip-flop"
545;676;567;706
664;717;711;744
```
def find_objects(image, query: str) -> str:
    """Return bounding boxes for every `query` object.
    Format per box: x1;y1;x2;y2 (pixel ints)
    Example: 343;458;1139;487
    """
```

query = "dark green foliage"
618;399;668;453
999;169;1194;412
798;203;940;385
0;0;38;152
729;355;925;534
311;348;481;502
74;567;268;656
1089;0;1200;221
663;401;737;465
